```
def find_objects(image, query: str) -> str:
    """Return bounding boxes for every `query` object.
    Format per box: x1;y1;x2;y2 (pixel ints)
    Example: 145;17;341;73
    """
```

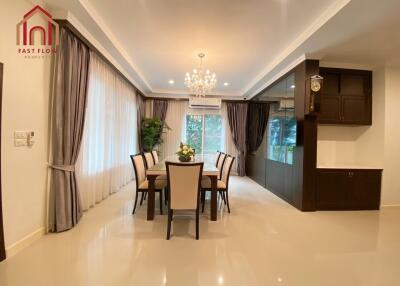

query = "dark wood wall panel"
247;59;319;211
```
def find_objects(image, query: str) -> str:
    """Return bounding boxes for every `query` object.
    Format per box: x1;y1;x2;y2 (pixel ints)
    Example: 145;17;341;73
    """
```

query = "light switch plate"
14;139;27;147
14;131;27;139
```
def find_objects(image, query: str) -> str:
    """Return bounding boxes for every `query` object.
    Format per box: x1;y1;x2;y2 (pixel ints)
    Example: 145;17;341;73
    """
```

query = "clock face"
311;81;321;92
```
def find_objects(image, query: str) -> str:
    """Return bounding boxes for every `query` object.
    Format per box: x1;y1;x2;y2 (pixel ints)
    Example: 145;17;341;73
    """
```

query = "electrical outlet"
14;139;27;147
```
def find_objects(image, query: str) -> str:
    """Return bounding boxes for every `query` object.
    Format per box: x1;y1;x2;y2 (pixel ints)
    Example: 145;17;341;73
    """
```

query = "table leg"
210;175;218;221
147;175;156;220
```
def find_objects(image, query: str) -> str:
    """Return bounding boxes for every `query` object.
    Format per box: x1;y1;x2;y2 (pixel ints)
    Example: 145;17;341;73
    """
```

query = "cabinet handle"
348;171;354;178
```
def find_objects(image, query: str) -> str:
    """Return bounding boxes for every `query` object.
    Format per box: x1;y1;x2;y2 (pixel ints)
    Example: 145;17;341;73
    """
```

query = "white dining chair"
201;155;235;213
151;150;159;164
166;162;203;240
130;154;167;215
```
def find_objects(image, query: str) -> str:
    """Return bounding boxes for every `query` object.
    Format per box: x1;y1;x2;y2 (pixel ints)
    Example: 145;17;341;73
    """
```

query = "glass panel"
186;115;203;154
266;73;296;165
204;114;222;155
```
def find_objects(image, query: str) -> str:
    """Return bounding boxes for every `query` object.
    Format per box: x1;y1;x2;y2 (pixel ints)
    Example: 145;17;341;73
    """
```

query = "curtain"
48;28;90;232
159;100;188;159
76;52;137;211
153;99;168;121
222;103;239;174
226;102;248;176
247;102;270;153
136;95;146;151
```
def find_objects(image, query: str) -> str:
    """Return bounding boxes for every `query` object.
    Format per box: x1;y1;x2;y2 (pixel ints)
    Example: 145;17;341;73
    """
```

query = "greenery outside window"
185;114;222;154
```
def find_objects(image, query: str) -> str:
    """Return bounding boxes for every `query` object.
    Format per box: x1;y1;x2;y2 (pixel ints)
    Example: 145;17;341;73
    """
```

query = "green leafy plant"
141;118;171;152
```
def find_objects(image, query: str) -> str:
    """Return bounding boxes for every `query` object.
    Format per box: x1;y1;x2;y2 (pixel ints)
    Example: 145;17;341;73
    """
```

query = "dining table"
145;155;220;221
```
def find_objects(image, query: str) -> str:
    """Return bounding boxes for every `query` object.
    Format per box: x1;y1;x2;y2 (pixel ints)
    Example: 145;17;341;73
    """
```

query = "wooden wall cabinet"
319;68;372;125
316;168;382;210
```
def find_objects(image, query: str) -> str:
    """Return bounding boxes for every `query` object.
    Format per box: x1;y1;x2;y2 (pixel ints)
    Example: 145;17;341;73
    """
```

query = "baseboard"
5;227;45;259
381;204;400;208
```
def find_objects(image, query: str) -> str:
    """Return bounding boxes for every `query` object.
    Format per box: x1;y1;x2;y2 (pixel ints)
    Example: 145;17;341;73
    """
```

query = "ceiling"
45;0;400;98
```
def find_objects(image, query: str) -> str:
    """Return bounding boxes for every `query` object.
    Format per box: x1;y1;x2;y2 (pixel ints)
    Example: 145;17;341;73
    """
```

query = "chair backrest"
151;150;159;164
144;152;155;169
221;155;235;187
216;153;227;177
166;162;203;210
215;151;222;167
130;154;146;187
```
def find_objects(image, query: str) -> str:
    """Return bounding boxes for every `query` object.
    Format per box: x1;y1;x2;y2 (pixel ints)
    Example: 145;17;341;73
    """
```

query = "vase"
178;155;191;162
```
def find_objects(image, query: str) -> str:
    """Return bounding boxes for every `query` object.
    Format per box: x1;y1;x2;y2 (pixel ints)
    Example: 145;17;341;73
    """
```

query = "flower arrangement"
176;142;195;162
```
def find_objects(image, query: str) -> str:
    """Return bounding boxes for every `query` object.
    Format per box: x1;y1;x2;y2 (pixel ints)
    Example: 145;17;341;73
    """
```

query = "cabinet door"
319;96;341;123
316;170;348;210
341;96;371;125
319;72;341;123
348;170;381;210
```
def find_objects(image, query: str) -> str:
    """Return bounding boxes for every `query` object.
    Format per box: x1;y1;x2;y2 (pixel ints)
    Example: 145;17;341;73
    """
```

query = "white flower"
188;148;193;153
183;145;188;150
183;150;188;155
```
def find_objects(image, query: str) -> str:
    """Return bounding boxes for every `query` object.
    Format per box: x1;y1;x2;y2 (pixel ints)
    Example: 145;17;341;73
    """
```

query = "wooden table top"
147;155;219;176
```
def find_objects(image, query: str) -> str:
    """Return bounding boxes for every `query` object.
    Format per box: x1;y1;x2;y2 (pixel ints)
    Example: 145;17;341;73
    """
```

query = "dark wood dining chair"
201;155;235;213
166;162;203;240
130;154;166;215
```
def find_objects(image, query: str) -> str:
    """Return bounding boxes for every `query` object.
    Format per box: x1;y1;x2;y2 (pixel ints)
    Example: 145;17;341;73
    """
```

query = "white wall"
317;66;400;205
382;68;400;205
0;0;51;251
317;67;385;168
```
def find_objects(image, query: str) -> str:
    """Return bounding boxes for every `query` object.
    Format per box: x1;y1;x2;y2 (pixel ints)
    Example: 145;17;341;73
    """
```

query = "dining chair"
215;151;222;167
130;154;167;215
166;162;203;240
151;150;159;164
216;152;227;179
201;155;235;213
144;152;155;169
201;151;226;204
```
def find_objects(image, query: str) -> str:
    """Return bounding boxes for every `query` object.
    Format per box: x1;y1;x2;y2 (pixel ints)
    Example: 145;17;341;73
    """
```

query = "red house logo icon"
16;5;59;46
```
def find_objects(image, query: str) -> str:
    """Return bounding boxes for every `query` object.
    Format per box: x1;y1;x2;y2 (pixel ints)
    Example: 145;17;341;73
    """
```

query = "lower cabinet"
316;168;382;210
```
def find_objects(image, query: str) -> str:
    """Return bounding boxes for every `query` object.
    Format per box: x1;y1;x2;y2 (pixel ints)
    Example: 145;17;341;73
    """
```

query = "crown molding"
53;0;351;97
242;0;352;97
78;0;152;92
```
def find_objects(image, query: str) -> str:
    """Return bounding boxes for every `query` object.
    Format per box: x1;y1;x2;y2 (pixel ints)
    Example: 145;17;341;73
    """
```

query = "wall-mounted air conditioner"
189;97;222;109
279;99;295;110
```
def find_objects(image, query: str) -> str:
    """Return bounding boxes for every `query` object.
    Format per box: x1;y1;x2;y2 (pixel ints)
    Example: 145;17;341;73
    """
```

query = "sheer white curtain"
158;100;188;159
76;53;137;210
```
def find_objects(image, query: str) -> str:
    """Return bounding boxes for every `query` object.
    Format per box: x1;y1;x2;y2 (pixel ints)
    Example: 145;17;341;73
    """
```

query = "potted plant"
140;118;171;152
176;142;195;162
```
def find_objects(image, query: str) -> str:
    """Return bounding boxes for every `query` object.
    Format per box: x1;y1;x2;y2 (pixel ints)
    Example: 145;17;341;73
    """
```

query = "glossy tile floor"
1;177;400;286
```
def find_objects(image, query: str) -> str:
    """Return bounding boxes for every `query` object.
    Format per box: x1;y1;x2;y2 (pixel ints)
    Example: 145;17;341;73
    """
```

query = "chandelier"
185;53;217;97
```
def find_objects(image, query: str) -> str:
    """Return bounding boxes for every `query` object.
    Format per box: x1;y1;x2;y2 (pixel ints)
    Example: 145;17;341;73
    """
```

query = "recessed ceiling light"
224;82;229;86
290;84;296;89
168;80;175;84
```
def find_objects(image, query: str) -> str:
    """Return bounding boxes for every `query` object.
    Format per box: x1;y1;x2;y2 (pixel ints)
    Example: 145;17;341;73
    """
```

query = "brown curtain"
227;102;248;176
136;94;146;151
247;102;270;153
49;28;90;232
153;99;168;121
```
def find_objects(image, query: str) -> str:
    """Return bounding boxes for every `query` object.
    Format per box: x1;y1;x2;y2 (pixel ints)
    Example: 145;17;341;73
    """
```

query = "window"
186;114;223;154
